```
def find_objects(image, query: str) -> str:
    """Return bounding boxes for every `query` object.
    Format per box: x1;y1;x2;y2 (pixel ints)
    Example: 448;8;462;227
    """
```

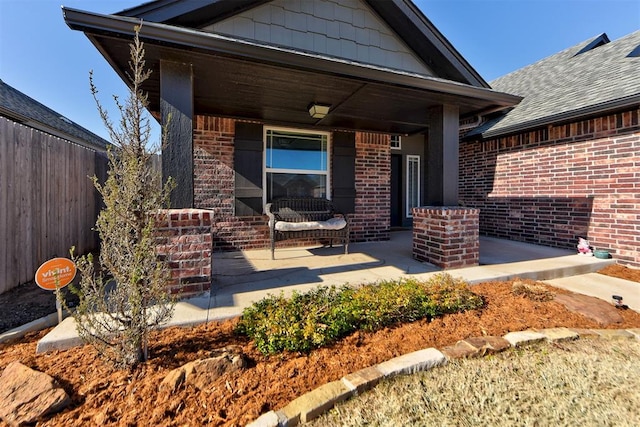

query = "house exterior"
0;79;109;294
462;31;640;267
64;0;521;294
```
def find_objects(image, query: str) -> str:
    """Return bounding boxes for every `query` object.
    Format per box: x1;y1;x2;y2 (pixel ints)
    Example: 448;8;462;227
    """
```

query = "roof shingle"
0;79;108;150
468;30;640;139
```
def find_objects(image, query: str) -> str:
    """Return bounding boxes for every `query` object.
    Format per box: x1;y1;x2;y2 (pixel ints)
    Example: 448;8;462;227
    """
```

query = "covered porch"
63;3;523;296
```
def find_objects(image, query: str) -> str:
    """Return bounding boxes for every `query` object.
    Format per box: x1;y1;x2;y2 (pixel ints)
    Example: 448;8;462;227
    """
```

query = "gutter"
472;94;640;140
62;7;521;108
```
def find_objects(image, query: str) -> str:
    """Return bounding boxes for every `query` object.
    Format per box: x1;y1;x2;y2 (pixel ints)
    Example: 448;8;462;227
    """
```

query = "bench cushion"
274;217;347;232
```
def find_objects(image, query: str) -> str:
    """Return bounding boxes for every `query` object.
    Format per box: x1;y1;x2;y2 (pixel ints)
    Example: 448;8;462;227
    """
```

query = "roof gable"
468;31;640;139
118;0;488;87
201;0;433;76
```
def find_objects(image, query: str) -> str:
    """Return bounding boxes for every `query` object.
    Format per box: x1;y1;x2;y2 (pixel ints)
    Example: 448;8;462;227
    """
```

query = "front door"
390;154;403;227
390;135;425;228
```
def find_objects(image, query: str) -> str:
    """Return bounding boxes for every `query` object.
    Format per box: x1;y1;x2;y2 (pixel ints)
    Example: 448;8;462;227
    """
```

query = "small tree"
70;25;175;368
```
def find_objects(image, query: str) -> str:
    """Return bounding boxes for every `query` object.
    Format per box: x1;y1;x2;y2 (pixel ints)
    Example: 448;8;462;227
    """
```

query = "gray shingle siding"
202;0;433;76
469;31;640;139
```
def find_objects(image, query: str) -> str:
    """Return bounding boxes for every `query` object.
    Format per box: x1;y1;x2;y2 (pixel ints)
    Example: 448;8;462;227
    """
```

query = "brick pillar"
412;207;479;269
352;131;390;241
155;209;212;297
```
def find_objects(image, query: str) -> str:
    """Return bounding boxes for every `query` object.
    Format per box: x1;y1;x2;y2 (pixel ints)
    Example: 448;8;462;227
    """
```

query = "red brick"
461;106;640;267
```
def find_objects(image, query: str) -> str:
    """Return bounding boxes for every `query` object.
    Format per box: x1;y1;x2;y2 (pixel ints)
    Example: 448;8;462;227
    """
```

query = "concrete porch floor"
212;231;599;295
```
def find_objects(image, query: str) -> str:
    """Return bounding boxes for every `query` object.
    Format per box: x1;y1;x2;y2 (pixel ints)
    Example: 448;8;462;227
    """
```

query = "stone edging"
247;327;640;427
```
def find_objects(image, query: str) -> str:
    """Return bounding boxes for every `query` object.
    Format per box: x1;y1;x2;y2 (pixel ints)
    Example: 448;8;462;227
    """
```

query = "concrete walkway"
35;232;637;353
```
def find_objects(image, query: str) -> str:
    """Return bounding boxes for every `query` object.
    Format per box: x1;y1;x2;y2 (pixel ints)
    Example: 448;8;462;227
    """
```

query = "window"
406;155;420;217
390;135;401;150
264;128;330;202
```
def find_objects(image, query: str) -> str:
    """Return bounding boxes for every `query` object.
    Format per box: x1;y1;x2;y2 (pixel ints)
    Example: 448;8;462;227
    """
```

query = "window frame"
390;135;402;150
406;154;420;218
263;126;332;206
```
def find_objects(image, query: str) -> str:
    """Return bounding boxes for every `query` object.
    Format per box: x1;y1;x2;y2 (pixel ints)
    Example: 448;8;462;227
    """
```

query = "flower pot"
593;249;611;259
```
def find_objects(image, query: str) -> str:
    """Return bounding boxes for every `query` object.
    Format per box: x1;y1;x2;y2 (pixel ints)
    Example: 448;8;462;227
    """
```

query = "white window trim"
406;155;420;218
390;135;401;150
263;126;331;206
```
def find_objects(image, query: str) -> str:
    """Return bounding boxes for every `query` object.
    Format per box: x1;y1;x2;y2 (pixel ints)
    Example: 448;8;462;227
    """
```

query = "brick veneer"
155;209;212;297
460;107;640;267
412;207;480;268
352;132;391;242
192;116;391;251
193;116;235;216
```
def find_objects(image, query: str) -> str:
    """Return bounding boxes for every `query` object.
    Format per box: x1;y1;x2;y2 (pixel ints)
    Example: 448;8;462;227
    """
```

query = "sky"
1;0;639;144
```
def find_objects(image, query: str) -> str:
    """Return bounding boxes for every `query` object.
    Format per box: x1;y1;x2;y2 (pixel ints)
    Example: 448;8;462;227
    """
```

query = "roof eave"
467;94;640;141
116;0;271;28
62;7;521;109
388;0;490;88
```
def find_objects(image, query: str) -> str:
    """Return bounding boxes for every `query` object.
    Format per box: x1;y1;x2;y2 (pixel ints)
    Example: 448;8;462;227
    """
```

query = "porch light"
308;103;331;119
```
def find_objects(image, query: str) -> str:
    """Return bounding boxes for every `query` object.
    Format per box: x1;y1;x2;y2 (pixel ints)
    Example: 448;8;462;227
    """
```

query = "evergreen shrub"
237;273;483;355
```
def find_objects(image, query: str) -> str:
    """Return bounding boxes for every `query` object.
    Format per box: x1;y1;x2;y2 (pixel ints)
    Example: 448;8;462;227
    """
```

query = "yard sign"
35;258;76;291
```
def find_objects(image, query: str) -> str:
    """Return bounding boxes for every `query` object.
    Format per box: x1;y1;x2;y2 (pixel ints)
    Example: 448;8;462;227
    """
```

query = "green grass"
310;338;640;426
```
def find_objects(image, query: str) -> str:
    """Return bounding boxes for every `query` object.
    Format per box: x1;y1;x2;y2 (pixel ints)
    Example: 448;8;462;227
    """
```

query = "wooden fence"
0;117;108;294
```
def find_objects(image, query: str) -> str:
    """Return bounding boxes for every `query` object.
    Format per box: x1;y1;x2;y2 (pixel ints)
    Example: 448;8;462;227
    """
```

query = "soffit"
66;8;520;135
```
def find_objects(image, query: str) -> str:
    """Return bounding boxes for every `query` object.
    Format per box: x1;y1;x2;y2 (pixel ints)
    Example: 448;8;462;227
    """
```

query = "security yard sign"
35;258;77;291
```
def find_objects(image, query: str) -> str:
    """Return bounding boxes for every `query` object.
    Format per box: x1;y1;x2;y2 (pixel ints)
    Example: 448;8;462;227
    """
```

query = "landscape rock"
554;293;623;325
0;361;70;426
440;340;477;359
161;349;247;392
503;330;546;347
161;367;187;392
341;366;383;393
463;336;511;355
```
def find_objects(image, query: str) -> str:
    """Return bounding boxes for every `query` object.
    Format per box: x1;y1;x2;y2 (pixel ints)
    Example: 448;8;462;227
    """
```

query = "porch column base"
412;206;479;269
155;209;213;297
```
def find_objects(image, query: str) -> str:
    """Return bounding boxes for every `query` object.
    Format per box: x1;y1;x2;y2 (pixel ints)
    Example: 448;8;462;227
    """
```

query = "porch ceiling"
65;7;521;135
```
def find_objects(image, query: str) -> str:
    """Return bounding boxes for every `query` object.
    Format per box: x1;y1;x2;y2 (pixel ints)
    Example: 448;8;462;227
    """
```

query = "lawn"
311;338;640;426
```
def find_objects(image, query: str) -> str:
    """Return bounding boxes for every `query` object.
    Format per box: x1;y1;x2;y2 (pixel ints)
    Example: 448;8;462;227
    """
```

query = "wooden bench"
265;198;349;260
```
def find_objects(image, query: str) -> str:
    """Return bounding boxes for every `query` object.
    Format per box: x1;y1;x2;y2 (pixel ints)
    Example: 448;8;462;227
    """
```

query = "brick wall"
193;116;270;251
352;131;391;242
460;107;640;267
193;116;235;216
192;116;391;251
155;209;212;297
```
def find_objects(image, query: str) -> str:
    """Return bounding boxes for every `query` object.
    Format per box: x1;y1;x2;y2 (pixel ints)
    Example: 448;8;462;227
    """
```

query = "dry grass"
511;280;555;302
310;338;640;426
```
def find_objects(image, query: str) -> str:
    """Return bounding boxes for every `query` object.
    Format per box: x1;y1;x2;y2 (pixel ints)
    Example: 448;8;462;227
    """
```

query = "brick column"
155;209;213;297
412;207;479;269
352;131;390;241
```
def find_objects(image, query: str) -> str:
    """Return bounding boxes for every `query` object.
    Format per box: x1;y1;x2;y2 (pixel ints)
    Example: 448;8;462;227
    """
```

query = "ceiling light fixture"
308;103;331;119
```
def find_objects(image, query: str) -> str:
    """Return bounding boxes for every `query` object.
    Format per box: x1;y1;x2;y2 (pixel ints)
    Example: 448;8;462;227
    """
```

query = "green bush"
237;273;483;355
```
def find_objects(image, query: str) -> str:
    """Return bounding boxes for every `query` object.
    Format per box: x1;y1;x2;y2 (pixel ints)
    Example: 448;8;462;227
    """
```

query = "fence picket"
0;117;106;294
